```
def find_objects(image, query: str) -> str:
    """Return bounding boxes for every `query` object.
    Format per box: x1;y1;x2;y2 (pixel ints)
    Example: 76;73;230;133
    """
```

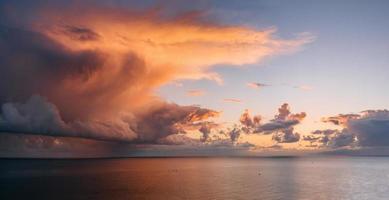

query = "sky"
1;0;389;157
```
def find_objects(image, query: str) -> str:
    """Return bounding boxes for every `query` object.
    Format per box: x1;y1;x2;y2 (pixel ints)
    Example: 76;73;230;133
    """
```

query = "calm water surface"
1;157;389;200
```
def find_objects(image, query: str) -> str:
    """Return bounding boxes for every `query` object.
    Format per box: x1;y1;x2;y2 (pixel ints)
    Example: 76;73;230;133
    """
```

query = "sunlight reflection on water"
1;157;389;200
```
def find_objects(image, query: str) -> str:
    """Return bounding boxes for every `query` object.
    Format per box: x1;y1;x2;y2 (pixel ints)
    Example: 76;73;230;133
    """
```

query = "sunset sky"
2;0;389;157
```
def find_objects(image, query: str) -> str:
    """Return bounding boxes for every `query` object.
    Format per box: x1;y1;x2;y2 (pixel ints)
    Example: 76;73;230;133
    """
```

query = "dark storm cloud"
303;128;355;148
348;110;389;146
0;22;221;143
311;129;355;148
0;95;68;135
0;95;219;143
130;102;219;143
0;25;104;107
0;95;137;141
308;110;389;148
0;1;225;145
0;25;153;122
328;130;355;148
305;129;356;149
0;0;312;156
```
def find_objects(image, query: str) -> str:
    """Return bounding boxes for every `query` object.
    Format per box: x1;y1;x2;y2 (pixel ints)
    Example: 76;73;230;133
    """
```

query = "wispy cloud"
246;82;271;89
247;82;313;91
223;98;243;103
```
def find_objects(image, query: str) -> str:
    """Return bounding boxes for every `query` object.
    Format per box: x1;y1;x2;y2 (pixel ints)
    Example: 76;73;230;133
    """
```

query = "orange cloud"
36;5;313;83
0;2;313;143
34;6;312;117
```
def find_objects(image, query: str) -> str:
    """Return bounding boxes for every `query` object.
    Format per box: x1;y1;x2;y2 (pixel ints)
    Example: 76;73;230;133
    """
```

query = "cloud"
311;129;339;136
257;103;305;143
327;130;355;148
348;110;389;147
0;95;138;142
61;25;100;41
232;103;305;144
275;103;291;120
198;122;219;142
243;103;306;144
0;95;70;135
272;128;300;143
246;82;271;89
0;95;219;143
303;129;356;148
259;120;300;133
154;124;250;148
157;134;201;146
256;104;306;135
308;110;389;148
239;109;261;128
0;1;312;146
185;108;220;122
186;90;205;97
302;135;320;142
322;114;360;126
247;82;313;91
223;98;243;103
129;102;220;143
228;127;242;143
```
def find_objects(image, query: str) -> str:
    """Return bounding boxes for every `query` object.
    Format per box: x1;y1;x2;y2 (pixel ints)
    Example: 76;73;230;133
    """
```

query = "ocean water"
1;157;389;200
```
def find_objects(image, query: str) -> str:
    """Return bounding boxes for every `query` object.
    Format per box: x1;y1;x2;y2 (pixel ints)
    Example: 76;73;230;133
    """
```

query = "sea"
1;156;389;200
